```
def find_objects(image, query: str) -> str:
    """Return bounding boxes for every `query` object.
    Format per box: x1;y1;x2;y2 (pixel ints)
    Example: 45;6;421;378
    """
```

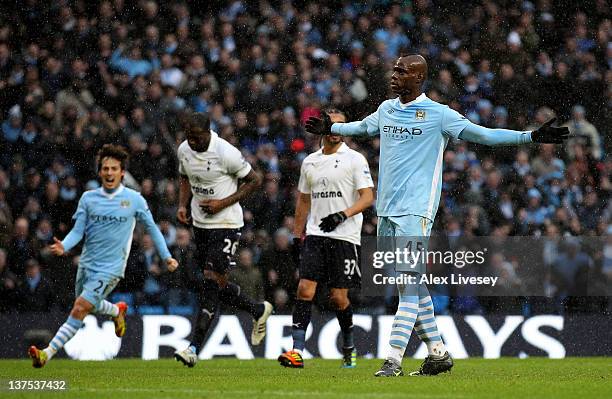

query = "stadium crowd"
0;0;610;316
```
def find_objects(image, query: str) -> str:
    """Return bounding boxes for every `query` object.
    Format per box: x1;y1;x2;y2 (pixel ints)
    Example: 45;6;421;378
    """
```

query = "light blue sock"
46;316;84;359
387;294;419;362
96;300;119;317
415;285;445;356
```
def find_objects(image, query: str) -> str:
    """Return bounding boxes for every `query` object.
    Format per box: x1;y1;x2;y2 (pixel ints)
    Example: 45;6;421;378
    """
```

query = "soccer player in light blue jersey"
29;144;179;368
305;55;569;377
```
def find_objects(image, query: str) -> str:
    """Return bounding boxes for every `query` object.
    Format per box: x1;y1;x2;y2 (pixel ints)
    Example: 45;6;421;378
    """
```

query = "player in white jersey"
277;110;374;369
174;113;273;368
305;55;569;377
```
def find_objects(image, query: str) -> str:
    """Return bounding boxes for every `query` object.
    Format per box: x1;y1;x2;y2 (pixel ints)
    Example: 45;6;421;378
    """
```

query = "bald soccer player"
305;55;568;377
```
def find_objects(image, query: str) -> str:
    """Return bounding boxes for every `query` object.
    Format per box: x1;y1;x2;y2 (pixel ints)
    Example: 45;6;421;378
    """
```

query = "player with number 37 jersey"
278;110;374;370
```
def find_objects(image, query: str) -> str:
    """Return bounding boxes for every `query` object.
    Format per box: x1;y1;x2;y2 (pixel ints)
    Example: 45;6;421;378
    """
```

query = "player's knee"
70;298;93;319
203;270;228;288
329;291;349;310
297;281;315;301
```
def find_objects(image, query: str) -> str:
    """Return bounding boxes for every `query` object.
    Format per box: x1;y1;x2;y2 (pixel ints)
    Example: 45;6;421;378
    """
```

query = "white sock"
43;346;57;360
386;345;405;365
97;300;119;317
293;348;302;355
427;341;446;356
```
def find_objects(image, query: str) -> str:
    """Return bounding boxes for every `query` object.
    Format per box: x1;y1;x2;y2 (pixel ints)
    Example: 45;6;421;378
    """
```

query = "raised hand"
531;118;570;144
304;113;332;135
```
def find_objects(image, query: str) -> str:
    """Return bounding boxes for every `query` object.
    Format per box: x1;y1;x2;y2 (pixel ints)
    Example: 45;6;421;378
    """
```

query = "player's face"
99;157;124;190
390;59;419;95
325;135;342;145
324;112;345;145
186;127;210;152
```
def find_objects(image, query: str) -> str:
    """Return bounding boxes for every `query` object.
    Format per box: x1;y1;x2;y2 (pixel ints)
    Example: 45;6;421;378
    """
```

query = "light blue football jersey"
61;185;171;278
332;94;470;220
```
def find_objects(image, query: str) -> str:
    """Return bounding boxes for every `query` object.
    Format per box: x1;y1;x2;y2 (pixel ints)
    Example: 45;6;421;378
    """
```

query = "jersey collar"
336;142;348;153
397;93;427;108
100;184;125;199
318;142;348;155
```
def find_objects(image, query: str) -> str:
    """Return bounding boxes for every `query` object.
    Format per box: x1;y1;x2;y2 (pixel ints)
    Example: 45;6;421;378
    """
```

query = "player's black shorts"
192;227;241;274
300;235;361;289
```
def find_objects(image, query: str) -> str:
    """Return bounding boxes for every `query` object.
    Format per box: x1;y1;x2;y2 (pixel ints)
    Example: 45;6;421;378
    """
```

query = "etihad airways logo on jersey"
312;191;343;199
193;186;215;195
382;126;423;140
90;214;128;223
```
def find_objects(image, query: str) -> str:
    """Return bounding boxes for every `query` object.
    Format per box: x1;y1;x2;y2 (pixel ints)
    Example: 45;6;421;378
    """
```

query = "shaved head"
398;55;428;81
391;54;429;102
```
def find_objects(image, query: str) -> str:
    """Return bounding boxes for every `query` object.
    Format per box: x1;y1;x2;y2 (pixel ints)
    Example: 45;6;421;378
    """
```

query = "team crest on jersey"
120;200;130;208
415;110;426;120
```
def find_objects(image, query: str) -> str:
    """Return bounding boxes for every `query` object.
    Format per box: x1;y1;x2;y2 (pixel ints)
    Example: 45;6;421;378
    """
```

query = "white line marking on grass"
75;387;464;399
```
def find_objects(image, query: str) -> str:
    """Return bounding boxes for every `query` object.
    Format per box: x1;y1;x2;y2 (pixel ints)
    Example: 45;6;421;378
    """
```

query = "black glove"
304;113;332;135
291;237;302;265
319;211;348;232
531;118;569;144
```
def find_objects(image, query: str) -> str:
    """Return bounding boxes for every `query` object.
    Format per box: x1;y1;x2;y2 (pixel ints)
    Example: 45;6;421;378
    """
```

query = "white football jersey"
178;131;251;229
298;143;374;245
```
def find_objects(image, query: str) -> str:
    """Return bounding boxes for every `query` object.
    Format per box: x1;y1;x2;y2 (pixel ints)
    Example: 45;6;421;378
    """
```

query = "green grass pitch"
0;358;610;398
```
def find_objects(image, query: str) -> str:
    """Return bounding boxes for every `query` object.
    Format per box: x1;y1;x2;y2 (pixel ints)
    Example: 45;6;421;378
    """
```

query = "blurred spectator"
531;145;565;177
552;240;593;298
16;259;54;312
141;234;164;304
0;248;18;312
230;248;264;302
7;217;35;277
563;105;603;160
259;228;297;307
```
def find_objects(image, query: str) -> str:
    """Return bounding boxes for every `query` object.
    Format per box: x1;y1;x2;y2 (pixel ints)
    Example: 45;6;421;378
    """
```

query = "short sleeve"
134;193;152;222
225;144;251;178
177;144;187;176
363;108;381;137
297;161;311;194
442;106;470;139
352;154;374;190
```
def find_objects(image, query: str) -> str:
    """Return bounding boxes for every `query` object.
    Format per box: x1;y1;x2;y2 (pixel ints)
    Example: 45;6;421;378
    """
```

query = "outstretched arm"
459;118;569;146
458;123;532;146
305;109;380;137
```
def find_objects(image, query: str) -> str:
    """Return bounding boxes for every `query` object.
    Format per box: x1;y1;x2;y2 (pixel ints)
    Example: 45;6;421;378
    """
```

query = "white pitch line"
74;387;465;399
